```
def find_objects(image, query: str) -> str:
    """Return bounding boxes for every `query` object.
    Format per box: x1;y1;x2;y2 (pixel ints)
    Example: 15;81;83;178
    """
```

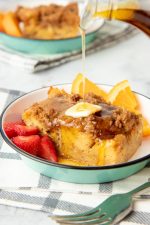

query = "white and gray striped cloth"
0;22;138;73
0;87;150;224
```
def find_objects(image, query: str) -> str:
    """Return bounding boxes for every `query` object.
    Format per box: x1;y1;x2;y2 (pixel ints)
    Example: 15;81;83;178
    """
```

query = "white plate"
3;83;150;163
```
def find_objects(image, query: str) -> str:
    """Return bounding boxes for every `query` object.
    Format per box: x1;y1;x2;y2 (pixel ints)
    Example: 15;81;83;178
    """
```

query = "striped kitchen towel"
0;87;150;225
0;22;138;73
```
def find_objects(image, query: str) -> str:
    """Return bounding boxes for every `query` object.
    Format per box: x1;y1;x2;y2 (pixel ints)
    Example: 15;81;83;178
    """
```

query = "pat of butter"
65;102;102;118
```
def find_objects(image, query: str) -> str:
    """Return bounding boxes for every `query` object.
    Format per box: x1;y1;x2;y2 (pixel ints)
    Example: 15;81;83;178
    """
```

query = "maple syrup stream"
81;29;86;99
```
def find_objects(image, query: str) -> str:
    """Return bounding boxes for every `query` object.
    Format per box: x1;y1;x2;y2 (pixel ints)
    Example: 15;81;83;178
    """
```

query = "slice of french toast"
22;87;142;166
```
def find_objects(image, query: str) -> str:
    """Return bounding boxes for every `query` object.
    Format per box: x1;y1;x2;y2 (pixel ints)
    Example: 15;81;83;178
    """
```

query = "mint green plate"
0;84;150;184
0;21;103;54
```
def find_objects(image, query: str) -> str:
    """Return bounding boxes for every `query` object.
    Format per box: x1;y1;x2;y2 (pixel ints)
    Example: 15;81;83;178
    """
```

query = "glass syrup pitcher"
80;0;150;36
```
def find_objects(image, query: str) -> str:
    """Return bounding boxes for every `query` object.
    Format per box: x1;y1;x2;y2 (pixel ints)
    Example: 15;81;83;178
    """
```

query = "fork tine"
55;217;111;225
52;212;105;223
56;222;102;225
56;222;106;225
50;207;101;221
52;214;111;225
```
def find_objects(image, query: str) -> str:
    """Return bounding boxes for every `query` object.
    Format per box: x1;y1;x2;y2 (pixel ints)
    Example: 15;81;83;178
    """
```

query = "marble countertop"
0;32;150;224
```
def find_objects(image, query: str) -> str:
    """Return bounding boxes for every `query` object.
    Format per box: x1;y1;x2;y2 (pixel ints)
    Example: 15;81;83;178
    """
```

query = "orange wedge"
0;12;4;32
71;73;107;99
142;117;150;137
71;73;83;95
133;112;150;137
107;80;139;111
2;12;22;37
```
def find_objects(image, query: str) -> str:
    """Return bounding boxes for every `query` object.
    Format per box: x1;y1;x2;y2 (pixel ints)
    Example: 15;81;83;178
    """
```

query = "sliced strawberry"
3;121;24;138
14;125;39;136
38;135;58;162
12;135;40;155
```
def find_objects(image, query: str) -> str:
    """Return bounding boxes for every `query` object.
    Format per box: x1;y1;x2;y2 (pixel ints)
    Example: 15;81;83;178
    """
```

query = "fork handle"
128;182;150;196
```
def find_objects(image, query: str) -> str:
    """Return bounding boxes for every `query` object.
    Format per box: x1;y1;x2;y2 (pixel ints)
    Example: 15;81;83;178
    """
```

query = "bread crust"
22;87;142;166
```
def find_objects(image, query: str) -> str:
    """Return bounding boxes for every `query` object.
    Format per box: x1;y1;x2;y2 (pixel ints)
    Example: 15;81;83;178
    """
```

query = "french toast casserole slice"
16;3;80;39
22;87;142;166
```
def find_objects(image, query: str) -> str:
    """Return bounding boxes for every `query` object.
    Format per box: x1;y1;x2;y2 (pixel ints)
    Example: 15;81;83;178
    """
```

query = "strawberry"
38;135;58;162
12;135;40;155
3;121;24;138
14;124;39;136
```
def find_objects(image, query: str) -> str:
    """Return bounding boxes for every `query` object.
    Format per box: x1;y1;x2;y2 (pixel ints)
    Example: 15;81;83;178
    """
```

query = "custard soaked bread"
16;3;80;39
22;87;142;166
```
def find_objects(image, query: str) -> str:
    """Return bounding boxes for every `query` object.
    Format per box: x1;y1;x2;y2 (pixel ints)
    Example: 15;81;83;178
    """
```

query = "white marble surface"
0;32;150;224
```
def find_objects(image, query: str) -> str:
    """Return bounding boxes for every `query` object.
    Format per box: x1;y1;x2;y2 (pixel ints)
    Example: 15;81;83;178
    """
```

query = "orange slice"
142;117;150;137
71;73;107;99
107;80;139;111
133;112;150;137
2;12;22;37
71;73;83;95
0;12;4;32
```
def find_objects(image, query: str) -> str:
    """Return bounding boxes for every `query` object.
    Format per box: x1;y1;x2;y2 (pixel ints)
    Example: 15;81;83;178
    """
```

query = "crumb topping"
24;92;141;140
15;3;80;39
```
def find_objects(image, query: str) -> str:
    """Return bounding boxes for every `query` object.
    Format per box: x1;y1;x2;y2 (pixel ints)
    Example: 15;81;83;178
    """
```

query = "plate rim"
0;20;104;42
0;83;150;170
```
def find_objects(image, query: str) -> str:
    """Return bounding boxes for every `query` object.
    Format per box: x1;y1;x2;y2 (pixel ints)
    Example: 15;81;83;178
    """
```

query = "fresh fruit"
65;102;102;118
38;135;58;162
14;125;39;136
71;73;107;99
12;135;40;155
107;80;139;111
3;121;24;138
71;73;83;95
142;117;150;137
2;12;22;37
48;86;67;98
0;12;4;32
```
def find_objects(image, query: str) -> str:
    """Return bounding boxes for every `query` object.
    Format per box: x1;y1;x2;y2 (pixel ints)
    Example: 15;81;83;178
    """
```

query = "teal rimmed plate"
0;21;103;54
0;84;150;184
